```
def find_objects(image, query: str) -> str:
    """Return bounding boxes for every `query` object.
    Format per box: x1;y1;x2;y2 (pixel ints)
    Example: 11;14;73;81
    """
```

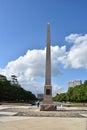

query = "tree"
53;93;66;102
0;74;37;102
84;80;87;86
53;80;87;103
11;75;18;84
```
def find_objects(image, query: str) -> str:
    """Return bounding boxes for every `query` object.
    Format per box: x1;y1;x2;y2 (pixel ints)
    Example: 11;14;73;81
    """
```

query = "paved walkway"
0;105;87;130
0;117;86;130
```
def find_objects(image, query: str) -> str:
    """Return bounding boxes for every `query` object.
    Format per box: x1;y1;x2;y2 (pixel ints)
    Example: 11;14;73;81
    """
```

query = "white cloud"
1;33;87;94
64;34;87;68
65;34;87;45
0;46;65;95
65;34;82;43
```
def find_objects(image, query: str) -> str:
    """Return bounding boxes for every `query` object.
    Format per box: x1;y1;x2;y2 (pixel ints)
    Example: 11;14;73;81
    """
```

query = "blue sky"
0;0;87;95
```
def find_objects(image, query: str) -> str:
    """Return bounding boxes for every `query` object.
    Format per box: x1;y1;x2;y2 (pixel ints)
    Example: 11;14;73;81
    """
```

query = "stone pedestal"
43;85;53;104
40;104;56;111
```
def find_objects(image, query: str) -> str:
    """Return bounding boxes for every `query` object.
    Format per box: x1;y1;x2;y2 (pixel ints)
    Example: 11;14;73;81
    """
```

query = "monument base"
40;104;56;111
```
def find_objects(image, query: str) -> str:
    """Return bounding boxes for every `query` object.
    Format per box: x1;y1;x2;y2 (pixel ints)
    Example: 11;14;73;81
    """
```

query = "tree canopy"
0;74;37;103
53;80;87;103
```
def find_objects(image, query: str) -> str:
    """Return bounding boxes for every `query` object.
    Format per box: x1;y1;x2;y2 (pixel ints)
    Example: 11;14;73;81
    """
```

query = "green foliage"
53;93;66;102
83;80;87;86
0;74;37;103
53;80;87;103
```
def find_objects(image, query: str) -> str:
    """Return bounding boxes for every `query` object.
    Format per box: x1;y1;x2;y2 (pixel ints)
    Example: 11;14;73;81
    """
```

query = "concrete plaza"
0;105;87;130
0;116;86;130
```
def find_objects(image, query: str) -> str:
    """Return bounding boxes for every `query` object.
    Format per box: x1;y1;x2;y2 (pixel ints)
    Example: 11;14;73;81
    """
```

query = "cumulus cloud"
65;34;87;44
63;34;87;68
0;46;65;80
0;46;65;95
0;33;87;94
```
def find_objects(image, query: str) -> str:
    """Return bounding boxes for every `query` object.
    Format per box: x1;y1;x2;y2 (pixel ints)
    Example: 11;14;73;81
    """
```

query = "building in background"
37;93;44;100
68;80;82;88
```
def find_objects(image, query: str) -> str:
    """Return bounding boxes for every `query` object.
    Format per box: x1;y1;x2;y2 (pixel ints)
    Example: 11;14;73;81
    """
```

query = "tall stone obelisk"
40;23;56;111
43;23;53;104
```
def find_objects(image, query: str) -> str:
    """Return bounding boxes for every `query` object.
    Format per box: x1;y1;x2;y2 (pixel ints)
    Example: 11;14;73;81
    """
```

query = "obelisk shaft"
43;23;53;104
45;23;51;85
40;23;56;110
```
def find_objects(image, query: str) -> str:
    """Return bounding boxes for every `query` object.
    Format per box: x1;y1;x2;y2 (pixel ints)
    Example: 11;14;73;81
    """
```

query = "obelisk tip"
47;22;50;25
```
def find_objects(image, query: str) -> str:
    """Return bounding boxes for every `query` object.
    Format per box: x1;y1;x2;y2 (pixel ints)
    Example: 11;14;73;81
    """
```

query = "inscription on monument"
46;89;51;95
